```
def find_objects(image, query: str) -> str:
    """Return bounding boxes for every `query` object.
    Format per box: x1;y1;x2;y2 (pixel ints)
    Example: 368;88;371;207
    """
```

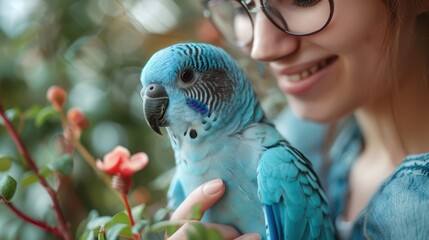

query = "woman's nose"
250;13;300;62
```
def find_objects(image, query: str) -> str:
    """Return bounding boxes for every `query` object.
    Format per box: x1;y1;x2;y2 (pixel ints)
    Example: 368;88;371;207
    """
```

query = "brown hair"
382;0;429;87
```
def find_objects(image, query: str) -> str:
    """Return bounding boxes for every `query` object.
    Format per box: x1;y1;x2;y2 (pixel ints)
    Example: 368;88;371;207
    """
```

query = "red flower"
96;146;148;177
47;86;67;111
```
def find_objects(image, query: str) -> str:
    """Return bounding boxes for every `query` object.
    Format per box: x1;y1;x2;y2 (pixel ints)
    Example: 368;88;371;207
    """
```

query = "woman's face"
248;0;392;123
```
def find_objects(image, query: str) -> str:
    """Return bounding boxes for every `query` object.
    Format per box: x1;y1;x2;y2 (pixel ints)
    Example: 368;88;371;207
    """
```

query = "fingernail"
202;178;223;196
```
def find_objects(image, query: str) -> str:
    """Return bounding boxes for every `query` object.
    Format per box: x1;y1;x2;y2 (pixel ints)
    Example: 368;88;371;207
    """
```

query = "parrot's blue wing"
258;143;334;240
167;173;186;210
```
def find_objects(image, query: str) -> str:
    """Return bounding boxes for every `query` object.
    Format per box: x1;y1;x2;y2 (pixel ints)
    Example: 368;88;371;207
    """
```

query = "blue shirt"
276;110;429;239
328;118;429;239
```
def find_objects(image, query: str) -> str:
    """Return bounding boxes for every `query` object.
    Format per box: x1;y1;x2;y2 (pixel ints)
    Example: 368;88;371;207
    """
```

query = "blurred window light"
22;61;52;91
65;37;107;74
0;0;40;38
122;0;180;34
69;82;107;114
106;24;143;54
87;0;122;25
90;121;129;156
129;90;144;122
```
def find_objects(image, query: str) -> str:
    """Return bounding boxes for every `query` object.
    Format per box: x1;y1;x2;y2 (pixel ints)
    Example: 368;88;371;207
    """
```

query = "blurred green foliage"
0;0;211;239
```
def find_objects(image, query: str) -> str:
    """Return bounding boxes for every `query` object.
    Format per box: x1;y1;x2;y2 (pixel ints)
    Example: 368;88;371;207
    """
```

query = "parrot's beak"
142;83;169;136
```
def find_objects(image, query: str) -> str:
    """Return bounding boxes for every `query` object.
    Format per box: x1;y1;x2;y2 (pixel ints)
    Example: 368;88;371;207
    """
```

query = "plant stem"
58;109;68;131
121;192;135;226
74;140;113;187
0;196;61;236
58;110;117;193
120;192;140;240
0;101;72;240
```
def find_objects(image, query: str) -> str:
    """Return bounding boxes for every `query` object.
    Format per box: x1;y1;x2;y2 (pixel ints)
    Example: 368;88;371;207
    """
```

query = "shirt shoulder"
356;153;429;239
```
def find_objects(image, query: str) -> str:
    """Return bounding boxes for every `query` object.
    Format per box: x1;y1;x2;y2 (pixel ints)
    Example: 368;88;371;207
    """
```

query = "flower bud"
67;107;89;131
47;86;67;111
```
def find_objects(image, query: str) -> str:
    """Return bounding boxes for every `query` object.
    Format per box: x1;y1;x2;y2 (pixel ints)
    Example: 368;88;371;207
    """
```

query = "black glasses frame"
202;0;335;46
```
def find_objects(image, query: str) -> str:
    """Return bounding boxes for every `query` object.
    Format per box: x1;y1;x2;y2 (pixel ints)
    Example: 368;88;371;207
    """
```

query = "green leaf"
77;210;100;237
47;154;74;176
166;225;180;237
150;220;181;235
108;212;130;226
103;212;132;238
186;222;206;240
105;224;128;240
86;231;95;240
132;219;149;233
20;172;39;187
0;155;13;172
88;210;101;220
87;216;112;230
185;222;223;240
78;231;90;240
35;106;57;126
205;228;224;240
41;167;53;178
131;204;145;222
0;175;17;201
97;230;106;240
188;204;202;220
24;105;42;119
20;168;53;188
153;207;170;222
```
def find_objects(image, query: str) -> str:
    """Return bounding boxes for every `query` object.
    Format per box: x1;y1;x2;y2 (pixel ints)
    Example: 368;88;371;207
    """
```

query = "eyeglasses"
203;0;334;47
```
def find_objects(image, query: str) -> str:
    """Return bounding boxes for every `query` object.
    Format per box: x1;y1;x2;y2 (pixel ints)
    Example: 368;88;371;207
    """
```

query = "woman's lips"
275;56;338;95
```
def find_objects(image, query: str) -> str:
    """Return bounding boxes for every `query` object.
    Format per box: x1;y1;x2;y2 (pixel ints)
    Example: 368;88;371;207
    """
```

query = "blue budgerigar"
141;43;334;240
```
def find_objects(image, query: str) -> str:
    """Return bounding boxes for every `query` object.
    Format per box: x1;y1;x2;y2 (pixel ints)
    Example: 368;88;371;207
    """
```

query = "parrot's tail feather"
264;204;283;240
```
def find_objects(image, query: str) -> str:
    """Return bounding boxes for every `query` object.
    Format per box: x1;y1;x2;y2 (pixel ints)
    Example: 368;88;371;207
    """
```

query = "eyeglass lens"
264;0;332;35
207;0;254;47
207;0;332;47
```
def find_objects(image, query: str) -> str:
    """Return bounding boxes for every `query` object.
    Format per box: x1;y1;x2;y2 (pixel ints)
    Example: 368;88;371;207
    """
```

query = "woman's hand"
167;178;261;240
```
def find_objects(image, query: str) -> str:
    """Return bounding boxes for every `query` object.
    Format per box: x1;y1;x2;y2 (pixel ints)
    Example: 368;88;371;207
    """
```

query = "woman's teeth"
287;59;328;82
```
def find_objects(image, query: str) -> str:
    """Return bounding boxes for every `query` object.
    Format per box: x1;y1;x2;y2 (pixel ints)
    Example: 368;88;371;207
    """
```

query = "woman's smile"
273;55;339;95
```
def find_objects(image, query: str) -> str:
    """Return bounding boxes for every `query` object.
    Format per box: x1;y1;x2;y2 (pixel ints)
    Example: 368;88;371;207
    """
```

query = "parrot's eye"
180;69;194;83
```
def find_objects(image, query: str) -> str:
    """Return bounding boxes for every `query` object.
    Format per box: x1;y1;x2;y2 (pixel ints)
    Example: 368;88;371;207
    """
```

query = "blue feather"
186;98;209;116
264;204;283;240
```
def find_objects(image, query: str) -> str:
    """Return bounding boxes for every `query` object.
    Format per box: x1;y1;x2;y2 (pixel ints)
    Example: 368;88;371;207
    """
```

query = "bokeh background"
0;0;284;239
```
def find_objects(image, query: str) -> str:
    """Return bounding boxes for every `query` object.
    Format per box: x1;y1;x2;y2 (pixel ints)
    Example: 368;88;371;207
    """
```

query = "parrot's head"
140;43;263;141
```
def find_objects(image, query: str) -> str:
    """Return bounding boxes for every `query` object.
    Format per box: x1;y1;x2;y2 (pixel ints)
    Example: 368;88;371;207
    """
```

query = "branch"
0;196;61;235
0;101;72;240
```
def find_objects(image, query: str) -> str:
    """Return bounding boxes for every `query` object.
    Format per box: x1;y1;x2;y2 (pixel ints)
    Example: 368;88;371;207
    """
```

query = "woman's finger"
170;178;225;221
